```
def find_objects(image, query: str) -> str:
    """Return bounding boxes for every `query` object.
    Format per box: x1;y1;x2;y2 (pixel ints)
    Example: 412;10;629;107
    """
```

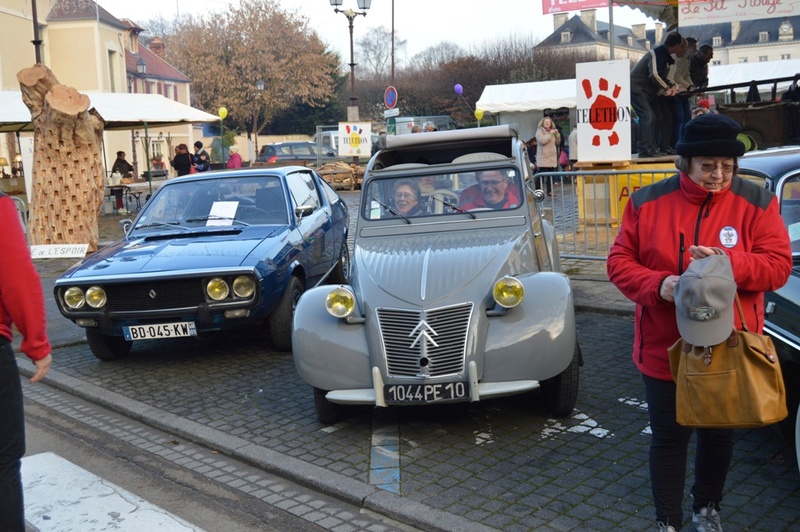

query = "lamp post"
329;0;371;121
130;57;148;181
252;79;265;161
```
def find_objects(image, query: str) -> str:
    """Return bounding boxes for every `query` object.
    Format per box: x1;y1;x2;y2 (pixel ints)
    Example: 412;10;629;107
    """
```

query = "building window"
738;57;748;63
759;55;768;62
759;31;769;42
782;53;792;60
561;31;571;44
712;60;721;66
713;36;722;47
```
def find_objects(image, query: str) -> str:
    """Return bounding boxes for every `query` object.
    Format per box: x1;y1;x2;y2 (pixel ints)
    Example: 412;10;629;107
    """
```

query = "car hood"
354;227;532;305
59;227;283;280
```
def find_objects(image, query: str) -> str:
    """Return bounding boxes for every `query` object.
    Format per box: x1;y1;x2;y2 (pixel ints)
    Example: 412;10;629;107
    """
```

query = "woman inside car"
390;179;425;218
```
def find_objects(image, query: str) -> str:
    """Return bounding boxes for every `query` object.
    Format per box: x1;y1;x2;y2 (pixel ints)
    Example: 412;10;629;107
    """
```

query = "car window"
318;175;341;207
293;143;314;156
780;174;800;254
362;168;522;220
286;171;321;212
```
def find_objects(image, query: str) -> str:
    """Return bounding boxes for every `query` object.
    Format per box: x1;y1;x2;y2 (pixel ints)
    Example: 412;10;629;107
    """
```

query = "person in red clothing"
607;114;792;532
460;170;521;210
0;193;52;531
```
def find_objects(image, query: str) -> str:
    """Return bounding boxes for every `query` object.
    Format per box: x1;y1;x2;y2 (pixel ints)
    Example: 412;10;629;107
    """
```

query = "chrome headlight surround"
85;286;107;309
63;287;86;310
206;278;230;301
325;286;356;318
493;276;524;309
232;275;256;298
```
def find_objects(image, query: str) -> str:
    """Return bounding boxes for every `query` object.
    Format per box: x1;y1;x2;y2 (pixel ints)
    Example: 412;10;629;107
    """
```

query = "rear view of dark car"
254;141;338;167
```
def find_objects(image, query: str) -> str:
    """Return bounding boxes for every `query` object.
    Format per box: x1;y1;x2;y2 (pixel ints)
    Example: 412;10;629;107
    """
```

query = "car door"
285;170;332;284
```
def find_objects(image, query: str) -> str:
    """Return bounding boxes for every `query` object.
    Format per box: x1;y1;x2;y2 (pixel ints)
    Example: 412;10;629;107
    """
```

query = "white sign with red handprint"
575;61;632;163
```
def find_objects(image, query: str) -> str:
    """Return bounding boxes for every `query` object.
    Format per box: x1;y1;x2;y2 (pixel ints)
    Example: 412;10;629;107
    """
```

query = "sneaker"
657;522;676;532
693;505;723;532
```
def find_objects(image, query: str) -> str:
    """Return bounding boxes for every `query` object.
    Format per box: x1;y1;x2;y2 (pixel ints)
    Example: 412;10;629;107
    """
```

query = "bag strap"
734;294;749;332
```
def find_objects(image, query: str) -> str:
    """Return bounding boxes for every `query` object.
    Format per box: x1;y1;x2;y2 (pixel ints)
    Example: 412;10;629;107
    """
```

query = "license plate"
384;382;469;404
123;322;197;341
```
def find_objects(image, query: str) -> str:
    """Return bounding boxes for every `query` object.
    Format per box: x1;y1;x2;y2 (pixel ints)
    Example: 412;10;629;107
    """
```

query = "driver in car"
460;170;520;210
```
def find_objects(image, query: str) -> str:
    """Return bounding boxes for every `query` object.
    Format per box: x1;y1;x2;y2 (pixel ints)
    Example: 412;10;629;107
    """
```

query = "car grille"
377;303;472;378
105;280;205;312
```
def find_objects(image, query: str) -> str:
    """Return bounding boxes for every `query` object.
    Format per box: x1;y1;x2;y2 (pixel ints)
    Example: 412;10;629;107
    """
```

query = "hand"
30;354;52;383
688;245;721;261
660;275;680;302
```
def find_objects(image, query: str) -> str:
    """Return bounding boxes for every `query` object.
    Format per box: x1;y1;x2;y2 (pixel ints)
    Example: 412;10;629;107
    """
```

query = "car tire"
269;275;304;351
328;244;350;285
541;344;580;417
86;329;132;361
314;387;340;424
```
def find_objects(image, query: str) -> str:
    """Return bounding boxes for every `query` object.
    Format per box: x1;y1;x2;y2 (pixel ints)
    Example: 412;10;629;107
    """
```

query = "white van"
391;115;458;135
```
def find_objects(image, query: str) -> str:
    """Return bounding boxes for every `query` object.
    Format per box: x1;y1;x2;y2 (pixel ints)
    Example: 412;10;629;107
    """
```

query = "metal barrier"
12;196;28;244
533;168;677;261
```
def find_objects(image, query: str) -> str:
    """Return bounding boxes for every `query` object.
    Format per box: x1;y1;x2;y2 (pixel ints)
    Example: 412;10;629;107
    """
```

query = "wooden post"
17;64;104;252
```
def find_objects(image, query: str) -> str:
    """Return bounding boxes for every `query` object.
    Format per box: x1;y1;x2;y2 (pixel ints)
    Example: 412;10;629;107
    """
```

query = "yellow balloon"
218;107;228;119
474;109;484;121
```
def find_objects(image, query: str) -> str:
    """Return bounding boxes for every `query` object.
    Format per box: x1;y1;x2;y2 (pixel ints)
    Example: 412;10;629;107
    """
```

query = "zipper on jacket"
678;233;685;275
638;307;646;363
694;192;713;243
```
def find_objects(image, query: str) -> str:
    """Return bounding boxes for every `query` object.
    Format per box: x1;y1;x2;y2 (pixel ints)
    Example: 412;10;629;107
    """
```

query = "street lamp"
252;79;265;161
329;0;371;121
131;57;148;182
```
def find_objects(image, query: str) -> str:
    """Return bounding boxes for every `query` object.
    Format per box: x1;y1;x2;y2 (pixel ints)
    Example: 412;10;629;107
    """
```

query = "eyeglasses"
698;162;736;174
394;192;415;199
479;180;505;188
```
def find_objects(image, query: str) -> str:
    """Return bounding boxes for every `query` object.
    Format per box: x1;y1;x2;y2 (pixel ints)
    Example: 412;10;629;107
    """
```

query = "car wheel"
86;329;132;361
328;245;350;285
314;387;340;424
268;275;304;351
541;344;580;417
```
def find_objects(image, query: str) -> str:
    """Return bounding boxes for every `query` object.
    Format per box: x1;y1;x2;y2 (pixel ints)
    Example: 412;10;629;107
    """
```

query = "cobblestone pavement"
26;190;800;531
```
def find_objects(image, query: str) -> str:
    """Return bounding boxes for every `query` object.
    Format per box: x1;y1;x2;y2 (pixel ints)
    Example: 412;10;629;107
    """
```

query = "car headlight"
63;287;85;309
85;286;107;309
325;286;356;318
232;276;255;298
493;276;524;308
206;278;230;301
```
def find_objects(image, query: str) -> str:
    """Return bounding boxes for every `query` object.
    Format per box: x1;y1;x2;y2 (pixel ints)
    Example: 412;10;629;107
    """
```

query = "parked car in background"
737;147;800;472
253;141;339;167
293;124;581;424
54;167;349;359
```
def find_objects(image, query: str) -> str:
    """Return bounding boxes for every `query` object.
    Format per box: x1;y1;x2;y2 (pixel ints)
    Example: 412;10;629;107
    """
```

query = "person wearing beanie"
608;112;792;532
226;144;242;169
192;141;211;172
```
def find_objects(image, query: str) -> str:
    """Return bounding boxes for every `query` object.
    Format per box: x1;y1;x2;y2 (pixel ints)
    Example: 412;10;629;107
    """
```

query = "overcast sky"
100;0;657;62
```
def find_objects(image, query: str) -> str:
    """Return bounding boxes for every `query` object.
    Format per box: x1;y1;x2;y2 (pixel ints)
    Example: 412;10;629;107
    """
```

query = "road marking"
22;452;202;531
542;410;613;438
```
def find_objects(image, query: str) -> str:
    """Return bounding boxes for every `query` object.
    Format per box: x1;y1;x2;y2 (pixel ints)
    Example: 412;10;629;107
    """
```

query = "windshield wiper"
183;215;250;226
371;196;411;224
428;194;476;219
133;221;191;231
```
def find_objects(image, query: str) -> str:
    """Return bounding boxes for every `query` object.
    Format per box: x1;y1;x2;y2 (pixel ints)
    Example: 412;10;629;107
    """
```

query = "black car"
254;141;338;167
737;147;800;470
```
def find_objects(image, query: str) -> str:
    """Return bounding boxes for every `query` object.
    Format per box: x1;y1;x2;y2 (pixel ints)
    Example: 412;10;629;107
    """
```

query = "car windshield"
362;167;522;220
132;176;288;231
781;174;800;255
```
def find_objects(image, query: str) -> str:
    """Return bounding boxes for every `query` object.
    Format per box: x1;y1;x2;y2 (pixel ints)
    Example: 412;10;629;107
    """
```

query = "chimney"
731;21;741;42
631;24;646;40
654;23;664;45
149;37;165;59
553;13;568;31
580;9;597;33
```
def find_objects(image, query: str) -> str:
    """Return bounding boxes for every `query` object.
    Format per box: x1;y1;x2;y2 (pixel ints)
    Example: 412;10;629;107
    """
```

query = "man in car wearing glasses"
461;170;521;210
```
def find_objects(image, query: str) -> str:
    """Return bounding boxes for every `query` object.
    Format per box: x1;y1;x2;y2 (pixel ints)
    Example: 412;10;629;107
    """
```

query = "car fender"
482;271;576;382
293;286;372;389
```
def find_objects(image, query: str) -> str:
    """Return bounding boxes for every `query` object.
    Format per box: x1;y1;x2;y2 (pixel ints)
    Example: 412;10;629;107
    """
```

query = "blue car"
54;167;349;360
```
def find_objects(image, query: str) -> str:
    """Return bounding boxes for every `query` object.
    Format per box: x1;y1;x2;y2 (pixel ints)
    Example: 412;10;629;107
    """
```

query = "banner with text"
337;123;373;157
575;60;631;163
542;0;611;14
680;0;799;26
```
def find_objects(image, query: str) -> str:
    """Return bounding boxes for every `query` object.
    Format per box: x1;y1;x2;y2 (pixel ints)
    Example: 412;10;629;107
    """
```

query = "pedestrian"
606;113;792;532
673;38;696;144
0;193;52;531
226;145;242;169
535;116;560;196
193;141;211;172
170;143;194;176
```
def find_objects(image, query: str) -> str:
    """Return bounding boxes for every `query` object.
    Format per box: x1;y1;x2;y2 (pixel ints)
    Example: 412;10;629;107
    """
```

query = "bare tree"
356;26;407;81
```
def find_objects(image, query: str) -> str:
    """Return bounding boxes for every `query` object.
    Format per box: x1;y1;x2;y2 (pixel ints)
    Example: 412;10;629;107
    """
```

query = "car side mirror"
120;218;133;234
295;205;314;219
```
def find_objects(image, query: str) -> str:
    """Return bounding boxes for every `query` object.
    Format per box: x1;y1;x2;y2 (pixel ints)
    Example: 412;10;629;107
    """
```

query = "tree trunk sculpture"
17;64;104;252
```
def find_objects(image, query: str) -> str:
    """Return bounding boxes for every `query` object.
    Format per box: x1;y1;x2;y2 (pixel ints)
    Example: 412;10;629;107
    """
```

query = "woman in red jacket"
607;114;792;532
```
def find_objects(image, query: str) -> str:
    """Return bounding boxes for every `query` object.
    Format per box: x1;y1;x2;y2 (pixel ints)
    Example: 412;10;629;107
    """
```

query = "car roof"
382;124;518;150
738;146;800;176
167;167;310;184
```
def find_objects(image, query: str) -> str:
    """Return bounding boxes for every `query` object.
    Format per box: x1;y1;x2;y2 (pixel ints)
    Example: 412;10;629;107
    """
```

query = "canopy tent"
0;91;220;132
705;59;800;94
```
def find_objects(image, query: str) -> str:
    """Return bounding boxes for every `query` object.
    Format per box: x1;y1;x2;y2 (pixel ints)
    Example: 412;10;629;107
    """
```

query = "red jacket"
0;195;51;360
607;173;792;381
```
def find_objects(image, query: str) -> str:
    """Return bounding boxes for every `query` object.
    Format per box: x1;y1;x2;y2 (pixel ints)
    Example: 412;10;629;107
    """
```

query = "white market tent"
0;91;220;132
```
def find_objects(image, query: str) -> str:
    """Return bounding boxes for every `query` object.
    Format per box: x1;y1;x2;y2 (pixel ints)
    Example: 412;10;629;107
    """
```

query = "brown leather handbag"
668;295;788;428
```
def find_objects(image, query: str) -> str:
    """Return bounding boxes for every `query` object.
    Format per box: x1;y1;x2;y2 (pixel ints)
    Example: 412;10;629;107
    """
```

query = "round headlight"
63;287;85;310
232;276;256;298
493;276;524;308
206;278;230;301
85;286;107;308
325;287;356;318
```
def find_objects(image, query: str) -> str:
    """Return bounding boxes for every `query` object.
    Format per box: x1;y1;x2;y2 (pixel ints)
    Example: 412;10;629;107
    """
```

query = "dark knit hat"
676;114;745;158
194;141;203;149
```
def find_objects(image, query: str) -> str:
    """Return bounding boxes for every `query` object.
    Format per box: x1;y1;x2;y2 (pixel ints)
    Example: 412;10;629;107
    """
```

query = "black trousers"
0;340;25;531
